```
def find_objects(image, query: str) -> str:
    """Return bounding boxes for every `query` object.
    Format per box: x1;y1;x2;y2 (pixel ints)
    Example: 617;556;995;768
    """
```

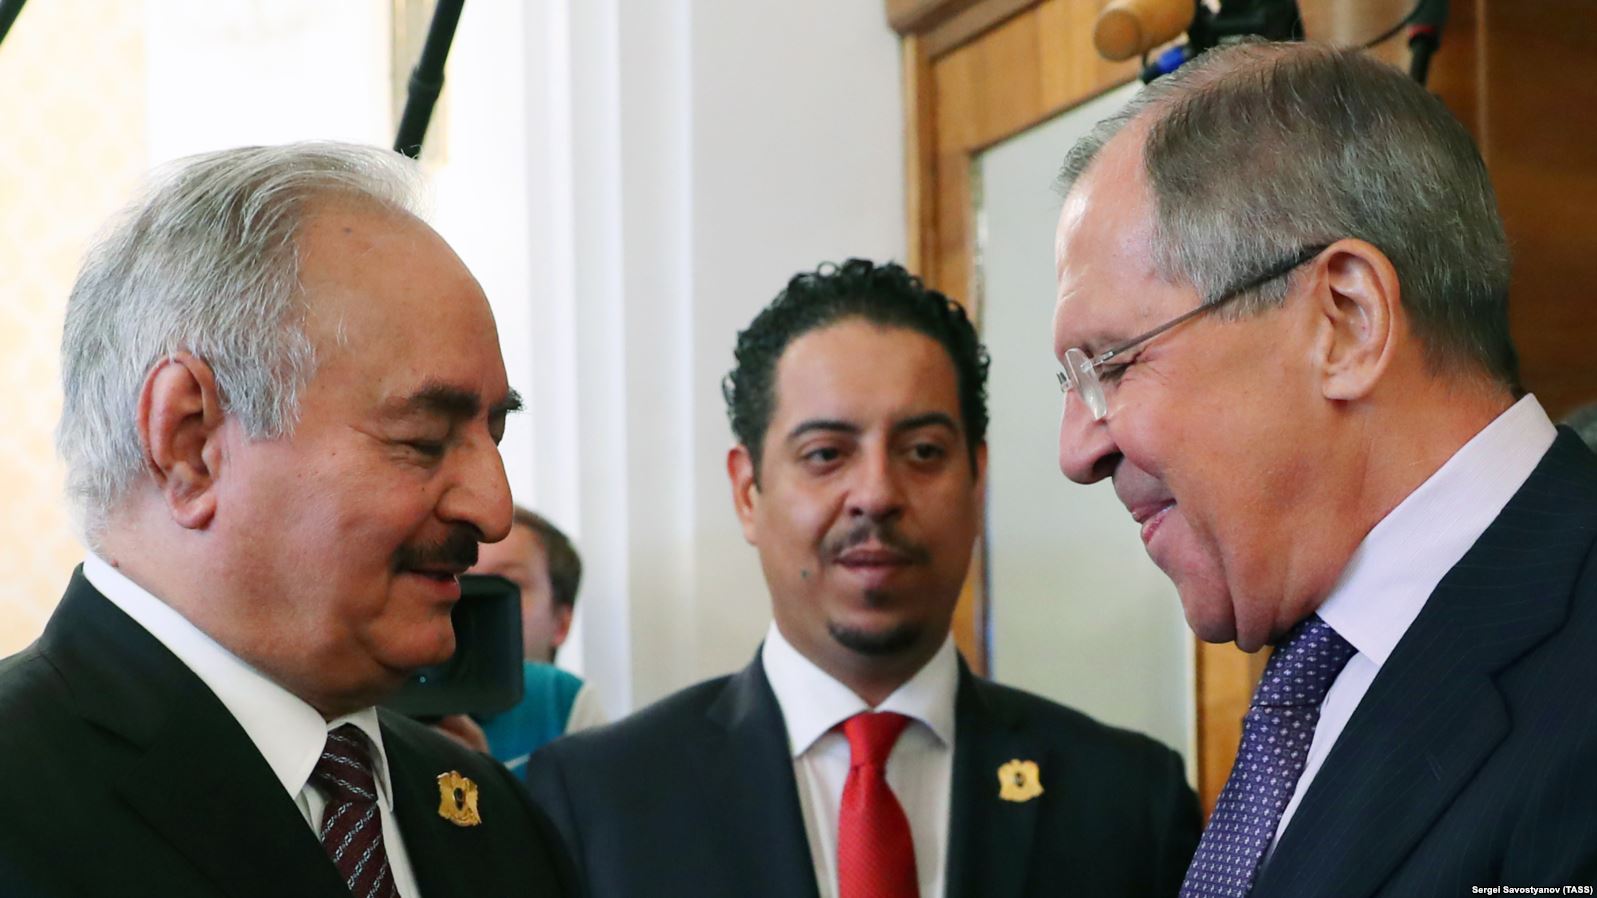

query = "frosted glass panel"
976;82;1195;767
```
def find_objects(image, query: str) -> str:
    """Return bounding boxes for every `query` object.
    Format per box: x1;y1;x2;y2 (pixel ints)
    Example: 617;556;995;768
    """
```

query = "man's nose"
847;446;905;522
439;435;513;543
1058;392;1119;484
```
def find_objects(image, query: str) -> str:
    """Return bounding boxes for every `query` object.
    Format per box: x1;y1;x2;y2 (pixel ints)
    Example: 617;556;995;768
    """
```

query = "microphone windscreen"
1093;0;1195;61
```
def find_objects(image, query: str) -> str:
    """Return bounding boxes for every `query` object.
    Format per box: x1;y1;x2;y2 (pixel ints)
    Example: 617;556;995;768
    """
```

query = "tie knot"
842;711;911;768
311;723;379;803
1252;614;1357;709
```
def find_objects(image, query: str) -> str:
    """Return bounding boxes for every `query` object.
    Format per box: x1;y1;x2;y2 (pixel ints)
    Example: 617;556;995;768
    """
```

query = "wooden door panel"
892;0;1597;817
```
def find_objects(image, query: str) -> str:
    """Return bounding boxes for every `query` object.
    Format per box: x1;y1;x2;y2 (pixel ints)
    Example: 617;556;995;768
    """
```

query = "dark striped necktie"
312;724;401;898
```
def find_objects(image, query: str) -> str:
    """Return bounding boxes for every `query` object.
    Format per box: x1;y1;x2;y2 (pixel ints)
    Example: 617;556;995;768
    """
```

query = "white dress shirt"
84;555;423;898
761;622;958;898
1269;394;1557;851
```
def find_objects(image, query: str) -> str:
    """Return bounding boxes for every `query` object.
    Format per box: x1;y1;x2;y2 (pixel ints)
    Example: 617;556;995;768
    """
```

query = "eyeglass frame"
1057;243;1331;421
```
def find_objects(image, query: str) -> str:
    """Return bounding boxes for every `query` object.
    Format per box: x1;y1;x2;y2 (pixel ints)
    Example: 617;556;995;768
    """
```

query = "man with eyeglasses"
1051;41;1597;898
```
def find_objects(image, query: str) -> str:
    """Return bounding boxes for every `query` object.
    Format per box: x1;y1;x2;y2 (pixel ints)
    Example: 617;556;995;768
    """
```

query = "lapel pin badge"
436;771;482;827
997;759;1043;803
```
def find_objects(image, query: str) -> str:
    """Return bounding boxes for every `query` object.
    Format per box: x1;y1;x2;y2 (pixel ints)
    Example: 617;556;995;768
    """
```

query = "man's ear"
1312;239;1403;402
137;351;226;530
727;444;760;546
551;604;574;650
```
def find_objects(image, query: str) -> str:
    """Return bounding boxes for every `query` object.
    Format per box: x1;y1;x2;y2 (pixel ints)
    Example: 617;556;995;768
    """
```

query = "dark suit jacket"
1252;429;1597;896
525;649;1200;898
0;571;577;898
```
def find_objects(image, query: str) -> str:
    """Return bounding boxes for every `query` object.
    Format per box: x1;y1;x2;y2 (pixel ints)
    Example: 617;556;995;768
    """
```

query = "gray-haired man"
1052;42;1597;897
0;143;574;897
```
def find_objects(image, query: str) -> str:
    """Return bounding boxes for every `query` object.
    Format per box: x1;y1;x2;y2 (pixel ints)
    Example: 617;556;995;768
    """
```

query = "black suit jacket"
1252;429;1597;896
525;649;1200;898
0;571;576;898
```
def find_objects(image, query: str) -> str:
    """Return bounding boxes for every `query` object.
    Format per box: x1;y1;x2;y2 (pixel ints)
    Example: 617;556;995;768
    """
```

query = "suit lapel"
113;696;351;898
1254;431;1597;898
944;662;1042;898
702;655;822;898
383;716;495;898
46;574;347;898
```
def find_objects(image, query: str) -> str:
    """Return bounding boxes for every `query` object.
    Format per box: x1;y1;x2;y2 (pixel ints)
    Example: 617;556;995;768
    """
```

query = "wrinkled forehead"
1051;135;1164;356
296;203;510;407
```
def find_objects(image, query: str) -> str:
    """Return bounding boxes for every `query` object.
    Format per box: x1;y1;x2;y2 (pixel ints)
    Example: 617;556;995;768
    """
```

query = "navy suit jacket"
1253;428;1597;896
0;572;577;898
525;649;1200;898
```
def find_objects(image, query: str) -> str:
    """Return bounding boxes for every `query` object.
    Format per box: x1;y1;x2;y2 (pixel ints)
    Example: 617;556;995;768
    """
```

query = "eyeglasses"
1057;243;1330;421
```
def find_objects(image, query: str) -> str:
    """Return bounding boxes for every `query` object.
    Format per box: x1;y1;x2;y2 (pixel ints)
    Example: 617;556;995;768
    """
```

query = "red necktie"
837;711;919;898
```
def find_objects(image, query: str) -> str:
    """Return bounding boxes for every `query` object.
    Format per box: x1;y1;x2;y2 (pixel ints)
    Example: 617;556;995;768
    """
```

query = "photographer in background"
438;506;606;775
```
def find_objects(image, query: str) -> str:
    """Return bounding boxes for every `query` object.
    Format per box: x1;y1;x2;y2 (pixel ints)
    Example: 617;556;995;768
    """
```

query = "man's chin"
827;619;922;657
1176;589;1242;648
380;626;458;675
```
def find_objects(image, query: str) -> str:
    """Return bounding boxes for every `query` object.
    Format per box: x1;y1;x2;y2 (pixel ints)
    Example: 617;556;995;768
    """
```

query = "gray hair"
57;142;427;538
1058;41;1517;389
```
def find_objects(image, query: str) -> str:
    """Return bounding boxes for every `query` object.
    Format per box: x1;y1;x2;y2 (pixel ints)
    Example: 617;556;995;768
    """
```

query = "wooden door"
887;0;1597;817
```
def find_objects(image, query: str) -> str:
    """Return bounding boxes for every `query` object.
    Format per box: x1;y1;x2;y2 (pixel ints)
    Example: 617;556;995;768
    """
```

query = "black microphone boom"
394;0;465;159
0;0;30;55
1407;0;1449;86
1141;0;1305;82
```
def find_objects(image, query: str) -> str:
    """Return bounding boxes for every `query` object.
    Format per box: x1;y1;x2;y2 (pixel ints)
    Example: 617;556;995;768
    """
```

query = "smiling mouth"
401;568;466;597
1134;501;1176;545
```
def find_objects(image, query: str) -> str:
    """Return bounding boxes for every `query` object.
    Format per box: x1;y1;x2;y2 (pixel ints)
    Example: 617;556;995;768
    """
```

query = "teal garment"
474;661;584;778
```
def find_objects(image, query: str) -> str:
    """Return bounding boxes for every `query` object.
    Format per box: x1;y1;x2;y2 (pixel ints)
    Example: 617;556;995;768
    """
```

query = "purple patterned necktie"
1180;615;1357;898
311;724;401;898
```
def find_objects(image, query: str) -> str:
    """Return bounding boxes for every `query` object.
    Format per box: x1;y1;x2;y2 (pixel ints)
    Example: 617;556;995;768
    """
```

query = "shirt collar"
1316;394;1557;665
83;555;397;811
760;620;958;758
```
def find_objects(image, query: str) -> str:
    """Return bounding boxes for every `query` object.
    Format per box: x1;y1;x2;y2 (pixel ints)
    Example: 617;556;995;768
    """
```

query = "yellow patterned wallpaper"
0;1;147;653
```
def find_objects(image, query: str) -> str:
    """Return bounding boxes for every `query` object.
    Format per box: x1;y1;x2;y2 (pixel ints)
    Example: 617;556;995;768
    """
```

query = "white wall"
0;0;904;717
683;0;908;694
978;84;1195;764
142;0;392;161
460;0;906;715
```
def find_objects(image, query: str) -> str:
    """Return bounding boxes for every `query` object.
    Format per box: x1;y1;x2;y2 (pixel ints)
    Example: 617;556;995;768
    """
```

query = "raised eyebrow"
893;412;961;437
786;418;859;443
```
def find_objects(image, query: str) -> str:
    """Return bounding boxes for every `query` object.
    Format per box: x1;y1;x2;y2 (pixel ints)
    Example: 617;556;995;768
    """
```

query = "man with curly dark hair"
527;259;1200;898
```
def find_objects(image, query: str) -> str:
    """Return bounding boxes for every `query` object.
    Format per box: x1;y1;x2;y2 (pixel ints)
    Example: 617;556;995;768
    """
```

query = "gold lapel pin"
997;759;1043;803
436;771;482;826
